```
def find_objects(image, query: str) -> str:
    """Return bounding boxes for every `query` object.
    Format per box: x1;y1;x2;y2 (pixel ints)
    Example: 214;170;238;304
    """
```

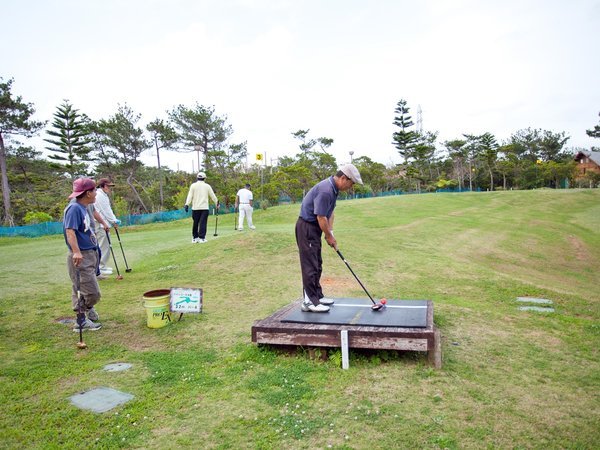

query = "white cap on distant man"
197;172;206;179
339;164;363;185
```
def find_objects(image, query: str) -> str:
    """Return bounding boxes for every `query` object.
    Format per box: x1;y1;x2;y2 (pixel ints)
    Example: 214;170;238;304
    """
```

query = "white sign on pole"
170;288;203;313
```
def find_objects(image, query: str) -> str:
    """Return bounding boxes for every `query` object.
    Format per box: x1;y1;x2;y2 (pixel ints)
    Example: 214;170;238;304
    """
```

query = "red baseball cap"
68;177;96;199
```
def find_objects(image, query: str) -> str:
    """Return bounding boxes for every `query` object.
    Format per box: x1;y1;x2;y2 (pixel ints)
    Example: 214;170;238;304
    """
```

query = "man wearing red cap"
63;177;102;331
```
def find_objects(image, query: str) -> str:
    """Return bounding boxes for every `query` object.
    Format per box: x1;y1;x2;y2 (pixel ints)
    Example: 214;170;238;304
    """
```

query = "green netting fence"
0;188;477;238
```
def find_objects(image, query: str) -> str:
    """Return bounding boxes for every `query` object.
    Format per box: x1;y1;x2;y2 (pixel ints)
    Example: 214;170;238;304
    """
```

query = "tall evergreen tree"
0;77;45;226
392;99;417;163
44;100;92;178
168;103;233;171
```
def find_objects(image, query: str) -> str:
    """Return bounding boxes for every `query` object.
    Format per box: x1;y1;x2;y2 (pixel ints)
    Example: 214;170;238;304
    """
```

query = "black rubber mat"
282;298;428;328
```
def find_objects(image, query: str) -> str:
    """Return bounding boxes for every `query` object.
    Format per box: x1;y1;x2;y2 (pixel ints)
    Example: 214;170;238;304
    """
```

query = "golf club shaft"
76;269;84;344
336;249;377;305
105;231;122;277
114;227;131;271
214;207;218;236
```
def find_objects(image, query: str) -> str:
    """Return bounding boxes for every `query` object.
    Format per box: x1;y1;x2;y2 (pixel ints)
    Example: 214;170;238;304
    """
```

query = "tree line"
1;76;599;226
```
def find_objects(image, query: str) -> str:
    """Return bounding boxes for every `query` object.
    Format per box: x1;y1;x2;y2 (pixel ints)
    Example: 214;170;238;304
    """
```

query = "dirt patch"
320;276;356;296
567;234;590;262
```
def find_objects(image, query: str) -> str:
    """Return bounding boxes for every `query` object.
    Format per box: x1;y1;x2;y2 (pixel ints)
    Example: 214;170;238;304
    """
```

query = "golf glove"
114;219;122;225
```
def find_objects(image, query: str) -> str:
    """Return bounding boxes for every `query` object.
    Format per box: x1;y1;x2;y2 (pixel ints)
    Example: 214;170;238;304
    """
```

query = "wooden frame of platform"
251;300;442;368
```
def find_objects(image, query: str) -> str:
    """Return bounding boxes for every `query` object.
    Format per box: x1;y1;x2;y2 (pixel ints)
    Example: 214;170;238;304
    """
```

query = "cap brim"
68;191;83;199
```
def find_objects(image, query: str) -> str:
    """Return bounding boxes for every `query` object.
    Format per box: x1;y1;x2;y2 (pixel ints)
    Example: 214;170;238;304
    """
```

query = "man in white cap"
184;172;219;243
235;183;256;231
296;164;363;312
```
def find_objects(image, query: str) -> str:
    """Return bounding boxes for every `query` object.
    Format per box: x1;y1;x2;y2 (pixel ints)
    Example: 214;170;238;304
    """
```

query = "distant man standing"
95;178;120;275
235;183;255;231
63;177;102;330
185;172;219;243
296;164;363;312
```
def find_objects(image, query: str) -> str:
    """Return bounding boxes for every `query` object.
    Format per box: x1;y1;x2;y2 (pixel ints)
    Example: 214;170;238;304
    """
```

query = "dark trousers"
295;217;324;305
192;209;209;239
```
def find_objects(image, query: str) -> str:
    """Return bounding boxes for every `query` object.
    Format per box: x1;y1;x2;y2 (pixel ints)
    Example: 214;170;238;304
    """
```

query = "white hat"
197;172;206;179
339;164;363;185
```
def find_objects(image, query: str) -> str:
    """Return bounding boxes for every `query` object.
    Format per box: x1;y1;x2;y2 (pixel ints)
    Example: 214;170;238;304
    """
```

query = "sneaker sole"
72;326;102;332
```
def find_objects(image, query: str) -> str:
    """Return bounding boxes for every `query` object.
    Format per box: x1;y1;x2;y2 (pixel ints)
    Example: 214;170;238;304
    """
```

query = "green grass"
1;189;599;449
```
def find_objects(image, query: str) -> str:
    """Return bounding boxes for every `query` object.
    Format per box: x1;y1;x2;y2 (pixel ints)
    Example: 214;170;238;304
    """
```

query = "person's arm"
235;194;239;209
93;210;109;231
185;185;193;209
317;215;337;250
66;229;83;266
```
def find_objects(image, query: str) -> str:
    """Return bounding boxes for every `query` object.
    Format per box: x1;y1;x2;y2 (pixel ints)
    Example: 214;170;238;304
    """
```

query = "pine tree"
44;100;92;178
392;99;417;163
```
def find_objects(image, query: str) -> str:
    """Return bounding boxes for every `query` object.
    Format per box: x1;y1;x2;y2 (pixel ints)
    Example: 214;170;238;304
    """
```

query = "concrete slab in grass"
103;363;132;372
518;306;555;313
69;387;134;413
516;297;553;305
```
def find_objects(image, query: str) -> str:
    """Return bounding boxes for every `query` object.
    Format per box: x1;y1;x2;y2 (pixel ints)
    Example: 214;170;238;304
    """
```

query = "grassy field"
0;189;599;449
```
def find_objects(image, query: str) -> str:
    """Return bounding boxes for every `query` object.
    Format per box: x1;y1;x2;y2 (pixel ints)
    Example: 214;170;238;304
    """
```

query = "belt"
239;203;250;205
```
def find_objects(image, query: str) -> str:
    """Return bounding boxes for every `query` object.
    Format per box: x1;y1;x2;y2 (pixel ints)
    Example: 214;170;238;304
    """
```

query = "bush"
23;211;53;224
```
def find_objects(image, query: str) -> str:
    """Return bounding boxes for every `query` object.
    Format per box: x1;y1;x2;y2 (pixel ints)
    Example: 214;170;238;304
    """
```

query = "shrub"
23;211;53;224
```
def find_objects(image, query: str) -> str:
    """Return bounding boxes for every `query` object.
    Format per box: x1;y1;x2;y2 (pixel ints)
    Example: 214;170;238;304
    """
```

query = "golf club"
113;227;132;272
335;249;386;311
75;269;87;349
213;205;219;237
105;231;124;280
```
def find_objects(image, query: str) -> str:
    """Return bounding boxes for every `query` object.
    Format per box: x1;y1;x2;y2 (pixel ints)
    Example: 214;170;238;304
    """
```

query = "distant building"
573;150;600;178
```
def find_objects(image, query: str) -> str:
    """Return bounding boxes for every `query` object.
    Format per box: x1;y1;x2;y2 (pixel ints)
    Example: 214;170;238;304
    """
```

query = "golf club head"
77;341;88;349
125;268;132;273
116;275;124;280
371;303;386;311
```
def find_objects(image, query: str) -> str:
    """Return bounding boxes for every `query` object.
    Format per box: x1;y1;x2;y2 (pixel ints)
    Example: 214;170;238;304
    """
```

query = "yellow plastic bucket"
143;289;174;329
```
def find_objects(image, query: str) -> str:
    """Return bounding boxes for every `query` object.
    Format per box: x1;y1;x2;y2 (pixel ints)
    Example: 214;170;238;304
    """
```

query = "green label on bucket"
170;288;203;313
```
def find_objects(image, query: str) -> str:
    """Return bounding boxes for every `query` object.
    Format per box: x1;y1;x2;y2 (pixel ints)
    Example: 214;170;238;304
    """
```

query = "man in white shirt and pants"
95;178;120;275
235;183;255;231
185;172;219;243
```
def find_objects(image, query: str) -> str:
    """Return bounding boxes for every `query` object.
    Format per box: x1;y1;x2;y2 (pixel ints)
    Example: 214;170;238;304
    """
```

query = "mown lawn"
0;189;598;449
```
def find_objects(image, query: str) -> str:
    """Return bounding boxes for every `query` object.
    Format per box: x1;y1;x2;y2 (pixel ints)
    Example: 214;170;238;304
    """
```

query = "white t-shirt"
237;188;253;204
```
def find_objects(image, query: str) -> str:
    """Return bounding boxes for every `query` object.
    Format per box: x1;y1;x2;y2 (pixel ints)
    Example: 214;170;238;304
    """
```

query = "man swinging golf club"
296;164;363;312
63;178;102;332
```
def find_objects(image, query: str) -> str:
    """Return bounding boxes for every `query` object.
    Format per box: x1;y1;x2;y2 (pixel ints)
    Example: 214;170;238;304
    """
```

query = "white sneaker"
100;268;113;275
238;228;243;231
249;226;256;230
192;238;199;243
319;297;334;305
72;318;102;331
301;302;330;313
199;239;207;243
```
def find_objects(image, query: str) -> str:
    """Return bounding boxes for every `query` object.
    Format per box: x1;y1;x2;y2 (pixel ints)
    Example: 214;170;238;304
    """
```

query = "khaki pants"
95;225;111;270
67;250;101;312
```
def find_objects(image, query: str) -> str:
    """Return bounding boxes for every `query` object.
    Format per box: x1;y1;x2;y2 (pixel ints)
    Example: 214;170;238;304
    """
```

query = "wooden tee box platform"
251;298;442;368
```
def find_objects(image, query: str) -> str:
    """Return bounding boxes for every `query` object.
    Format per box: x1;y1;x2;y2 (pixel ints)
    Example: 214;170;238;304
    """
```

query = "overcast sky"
4;0;599;172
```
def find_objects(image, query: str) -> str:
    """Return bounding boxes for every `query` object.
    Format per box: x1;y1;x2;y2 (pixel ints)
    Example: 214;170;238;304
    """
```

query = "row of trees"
1;76;598;226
